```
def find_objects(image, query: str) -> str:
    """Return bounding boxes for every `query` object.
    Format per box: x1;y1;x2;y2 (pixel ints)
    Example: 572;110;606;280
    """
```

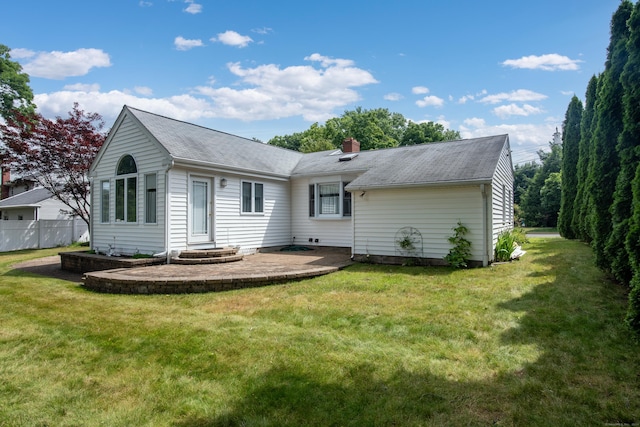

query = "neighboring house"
1;168;39;199
0;187;74;220
89;106;513;266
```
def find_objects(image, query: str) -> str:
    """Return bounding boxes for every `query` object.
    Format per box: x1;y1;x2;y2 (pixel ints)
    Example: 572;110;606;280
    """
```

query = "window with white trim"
115;154;137;223
100;180;110;223
241;181;264;214
145;173;157;223
309;181;351;218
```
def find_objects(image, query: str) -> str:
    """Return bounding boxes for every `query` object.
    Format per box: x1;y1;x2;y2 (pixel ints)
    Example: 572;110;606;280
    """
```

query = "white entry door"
189;176;212;244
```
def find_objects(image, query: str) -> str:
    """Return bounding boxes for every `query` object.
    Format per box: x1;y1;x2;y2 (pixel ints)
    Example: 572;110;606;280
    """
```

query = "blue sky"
1;0;622;164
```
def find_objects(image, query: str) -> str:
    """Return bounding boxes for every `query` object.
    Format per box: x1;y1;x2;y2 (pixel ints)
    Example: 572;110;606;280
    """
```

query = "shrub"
445;221;472;268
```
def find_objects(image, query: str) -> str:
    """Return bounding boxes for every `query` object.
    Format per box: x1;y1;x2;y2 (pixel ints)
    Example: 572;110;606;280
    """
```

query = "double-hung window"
115;155;137;223
309;181;351;218
241;181;264;214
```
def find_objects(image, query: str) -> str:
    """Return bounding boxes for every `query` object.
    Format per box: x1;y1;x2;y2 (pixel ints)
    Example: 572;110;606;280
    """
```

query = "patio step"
171;247;244;265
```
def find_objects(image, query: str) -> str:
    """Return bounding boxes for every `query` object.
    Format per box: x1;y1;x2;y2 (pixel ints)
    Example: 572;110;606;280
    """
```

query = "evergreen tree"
572;75;599;242
623;1;640;334
608;0;640;285
521;136;562;227
586;0;632;271
626;163;640;333
558;96;583;239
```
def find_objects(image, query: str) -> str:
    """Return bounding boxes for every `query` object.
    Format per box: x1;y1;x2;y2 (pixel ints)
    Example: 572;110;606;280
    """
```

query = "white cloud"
33;53;378;125
135;86;153;96
212;30;253;48
459;121;558;164
560;90;575;96
20;48;111;80
8;48;35;59
479;89;547;104
416;95;444;108
63;83;100;92
412;86;429;95
139;1;152;7
435;115;451;129
493;103;543;119
174;36;204;51
384;92;403;101
34;90;216;124
502;54;582;71
193;55;377;121
252;27;273;35
184;0;202;14
463;117;486;128
458;95;473;104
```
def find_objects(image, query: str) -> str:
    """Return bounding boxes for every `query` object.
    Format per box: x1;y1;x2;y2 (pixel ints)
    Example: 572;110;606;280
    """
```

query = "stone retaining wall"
82;268;337;294
60;251;166;274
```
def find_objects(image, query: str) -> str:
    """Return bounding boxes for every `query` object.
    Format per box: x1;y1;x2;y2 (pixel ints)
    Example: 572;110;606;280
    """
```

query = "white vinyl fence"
0;219;89;253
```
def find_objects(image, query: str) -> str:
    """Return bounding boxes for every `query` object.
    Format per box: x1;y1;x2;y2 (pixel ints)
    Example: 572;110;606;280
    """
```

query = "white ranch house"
89;106;514;266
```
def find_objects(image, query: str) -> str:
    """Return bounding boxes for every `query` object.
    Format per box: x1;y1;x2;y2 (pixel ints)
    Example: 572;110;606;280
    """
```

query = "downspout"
351;191;355;259
88;175;94;251
164;161;174;264
481;184;489;267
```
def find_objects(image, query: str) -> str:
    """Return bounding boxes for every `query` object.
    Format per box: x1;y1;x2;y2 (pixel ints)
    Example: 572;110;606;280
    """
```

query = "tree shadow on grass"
174;240;640;426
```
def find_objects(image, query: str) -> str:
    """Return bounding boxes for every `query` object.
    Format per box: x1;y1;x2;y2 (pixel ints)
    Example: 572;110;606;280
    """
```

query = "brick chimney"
1;168;10;200
342;137;360;153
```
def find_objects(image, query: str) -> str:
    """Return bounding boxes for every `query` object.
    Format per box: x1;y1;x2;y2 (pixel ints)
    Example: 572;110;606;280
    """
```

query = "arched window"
115;155;137;222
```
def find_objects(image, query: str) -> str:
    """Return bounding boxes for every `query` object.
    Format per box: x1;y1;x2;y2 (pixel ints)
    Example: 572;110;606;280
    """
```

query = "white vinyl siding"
291;177;352;248
352;186;486;262
215;175;290;253
490;142;515;248
91;114;168;256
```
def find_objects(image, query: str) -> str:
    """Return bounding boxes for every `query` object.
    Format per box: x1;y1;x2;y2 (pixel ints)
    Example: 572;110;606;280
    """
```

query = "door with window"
189;176;212;244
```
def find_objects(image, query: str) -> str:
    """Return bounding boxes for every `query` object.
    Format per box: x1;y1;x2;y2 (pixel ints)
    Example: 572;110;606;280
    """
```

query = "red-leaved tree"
0;103;106;228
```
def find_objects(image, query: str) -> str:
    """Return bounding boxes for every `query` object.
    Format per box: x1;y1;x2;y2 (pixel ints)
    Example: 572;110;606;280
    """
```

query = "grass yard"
0;240;639;426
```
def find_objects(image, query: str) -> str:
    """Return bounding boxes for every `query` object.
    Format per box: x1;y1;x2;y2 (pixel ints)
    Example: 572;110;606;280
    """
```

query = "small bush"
445;221;472;268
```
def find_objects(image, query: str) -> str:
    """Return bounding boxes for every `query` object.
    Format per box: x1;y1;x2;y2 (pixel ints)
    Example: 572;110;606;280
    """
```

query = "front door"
189;176;212;244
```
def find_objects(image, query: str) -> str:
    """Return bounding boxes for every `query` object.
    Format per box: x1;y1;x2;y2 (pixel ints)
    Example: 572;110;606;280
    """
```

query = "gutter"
346;178;493;192
481;183;489;266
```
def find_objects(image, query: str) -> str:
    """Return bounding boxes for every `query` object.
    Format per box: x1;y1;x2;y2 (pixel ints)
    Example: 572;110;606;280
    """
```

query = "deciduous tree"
0;44;35;122
0;104;106;228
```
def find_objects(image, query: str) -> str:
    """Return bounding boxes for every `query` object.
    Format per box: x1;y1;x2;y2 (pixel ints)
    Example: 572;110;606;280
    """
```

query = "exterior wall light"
220;178;227;188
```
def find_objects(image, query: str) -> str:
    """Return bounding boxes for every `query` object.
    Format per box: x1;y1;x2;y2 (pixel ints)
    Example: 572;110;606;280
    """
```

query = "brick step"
171;254;244;265
178;247;238;259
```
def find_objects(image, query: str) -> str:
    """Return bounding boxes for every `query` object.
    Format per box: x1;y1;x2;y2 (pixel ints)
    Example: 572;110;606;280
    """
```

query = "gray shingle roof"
0;187;52;207
126;106;304;177
120;107;508;188
293;134;509;190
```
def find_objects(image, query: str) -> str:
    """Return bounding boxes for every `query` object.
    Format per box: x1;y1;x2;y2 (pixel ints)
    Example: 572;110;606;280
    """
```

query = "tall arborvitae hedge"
558;96;583;239
608;0;640;285
586;1;632;271
623;1;640;332
572;75;599;242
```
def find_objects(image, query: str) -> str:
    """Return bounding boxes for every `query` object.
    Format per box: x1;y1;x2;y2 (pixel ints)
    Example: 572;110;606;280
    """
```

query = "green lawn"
0;240;638;426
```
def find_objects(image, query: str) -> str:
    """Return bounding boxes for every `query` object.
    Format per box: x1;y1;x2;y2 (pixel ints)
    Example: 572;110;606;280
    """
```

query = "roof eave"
172;157;292;181
346;178;493;192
